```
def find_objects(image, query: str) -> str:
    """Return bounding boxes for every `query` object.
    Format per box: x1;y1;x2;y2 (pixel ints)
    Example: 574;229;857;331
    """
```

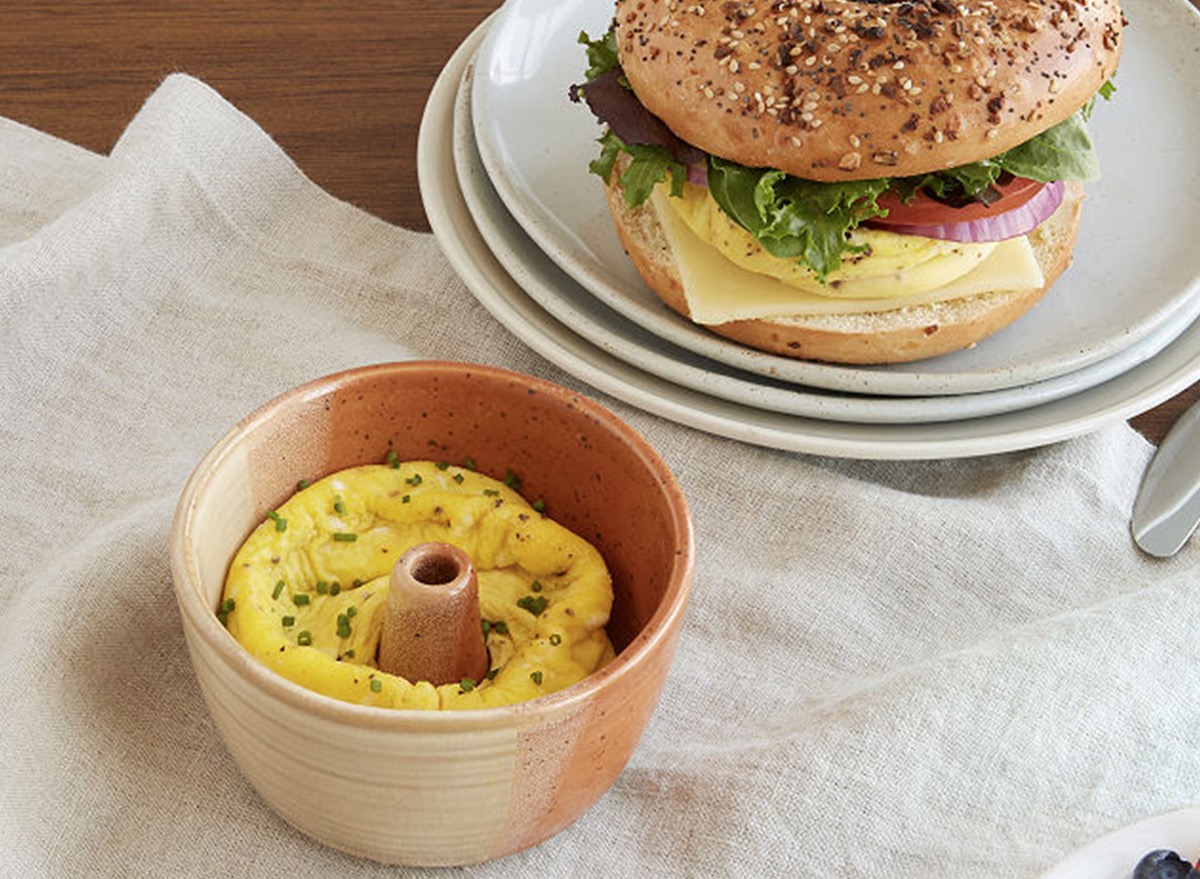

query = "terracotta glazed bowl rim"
169;360;695;733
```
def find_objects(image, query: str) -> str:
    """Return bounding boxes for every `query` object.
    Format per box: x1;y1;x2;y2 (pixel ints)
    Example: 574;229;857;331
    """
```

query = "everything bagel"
571;0;1125;364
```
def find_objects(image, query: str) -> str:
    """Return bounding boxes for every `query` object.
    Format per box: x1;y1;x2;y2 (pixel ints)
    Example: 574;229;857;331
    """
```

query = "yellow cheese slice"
649;188;1046;325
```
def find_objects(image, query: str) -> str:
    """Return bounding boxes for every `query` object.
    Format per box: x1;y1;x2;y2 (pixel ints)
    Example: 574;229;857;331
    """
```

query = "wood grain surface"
1;0;1195;445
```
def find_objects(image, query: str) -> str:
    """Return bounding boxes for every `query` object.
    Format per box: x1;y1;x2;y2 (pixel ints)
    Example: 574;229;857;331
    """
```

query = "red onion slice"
868;179;1066;243
687;160;708;187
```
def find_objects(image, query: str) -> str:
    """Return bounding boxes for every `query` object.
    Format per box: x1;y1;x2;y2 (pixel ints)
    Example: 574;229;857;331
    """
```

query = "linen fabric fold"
1;74;1196;878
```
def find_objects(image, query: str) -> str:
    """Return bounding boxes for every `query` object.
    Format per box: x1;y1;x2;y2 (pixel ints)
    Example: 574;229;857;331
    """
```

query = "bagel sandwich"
570;0;1124;364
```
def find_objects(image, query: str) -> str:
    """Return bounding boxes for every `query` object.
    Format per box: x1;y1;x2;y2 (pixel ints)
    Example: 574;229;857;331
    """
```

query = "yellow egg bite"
665;182;999;299
220;460;615;710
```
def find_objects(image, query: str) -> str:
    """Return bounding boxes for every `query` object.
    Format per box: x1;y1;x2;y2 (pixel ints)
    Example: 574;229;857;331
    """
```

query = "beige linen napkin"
2;74;1197;878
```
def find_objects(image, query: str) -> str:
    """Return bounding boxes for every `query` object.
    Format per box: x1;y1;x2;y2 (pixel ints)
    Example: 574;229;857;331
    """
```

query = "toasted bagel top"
613;0;1124;180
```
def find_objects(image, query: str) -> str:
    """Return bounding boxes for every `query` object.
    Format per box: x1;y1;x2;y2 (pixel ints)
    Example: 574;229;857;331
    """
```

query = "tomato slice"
871;176;1046;226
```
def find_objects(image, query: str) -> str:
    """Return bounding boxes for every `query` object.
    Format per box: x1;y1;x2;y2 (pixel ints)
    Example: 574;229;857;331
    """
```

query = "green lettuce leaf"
998;112;1100;182
1082;77;1117;121
891;111;1101;204
891;159;1003;204
707;159;890;282
589;130;686;206
577;29;621;82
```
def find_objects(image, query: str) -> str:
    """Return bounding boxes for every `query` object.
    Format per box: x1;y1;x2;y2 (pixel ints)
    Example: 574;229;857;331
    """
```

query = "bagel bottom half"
603;177;1084;365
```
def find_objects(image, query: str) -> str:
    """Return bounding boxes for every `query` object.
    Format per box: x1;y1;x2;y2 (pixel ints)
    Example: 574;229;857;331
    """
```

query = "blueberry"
1134;849;1193;879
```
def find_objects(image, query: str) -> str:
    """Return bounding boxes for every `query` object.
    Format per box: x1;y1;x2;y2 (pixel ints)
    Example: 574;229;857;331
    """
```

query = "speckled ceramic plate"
419;18;1200;459
453;57;1193;426
469;0;1200;397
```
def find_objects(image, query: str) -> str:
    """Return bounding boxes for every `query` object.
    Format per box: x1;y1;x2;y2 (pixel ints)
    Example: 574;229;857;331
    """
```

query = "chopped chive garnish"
336;614;352;638
459;678;476;692
329;582;341;596
517;595;549;616
282;615;295;627
333;495;346;515
272;580;285;600
369;678;382;692
530;671;543;685
342;649;356;659
315;581;329;595
402;495;411;504
532;499;546;513
531;580;543;592
332;532;357;542
265;510;287;532
549;633;562;646
297;630;312;646
463;457;476;471
405;473;423;487
483;488;500;497
220;598;236;614
346;606;358;618
386;450;400;468
482;619;510;637
504;468;521;490
435;461;449;470
452;473;465;484
293;594;311;606
486;668;499;680
297;478;311;490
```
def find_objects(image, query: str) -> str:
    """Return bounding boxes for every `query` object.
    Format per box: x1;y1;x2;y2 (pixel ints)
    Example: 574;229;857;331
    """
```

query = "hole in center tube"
411;554;460;586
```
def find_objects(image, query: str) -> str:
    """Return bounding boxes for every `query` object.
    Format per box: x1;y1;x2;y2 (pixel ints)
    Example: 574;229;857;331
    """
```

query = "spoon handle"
1132;399;1200;558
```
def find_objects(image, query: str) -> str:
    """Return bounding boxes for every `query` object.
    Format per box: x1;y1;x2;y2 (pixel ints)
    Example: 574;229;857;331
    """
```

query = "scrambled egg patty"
665;182;998;299
220;461;615;709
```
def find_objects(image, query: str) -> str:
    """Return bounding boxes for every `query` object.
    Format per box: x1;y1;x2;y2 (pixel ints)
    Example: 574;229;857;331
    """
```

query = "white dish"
470;0;1200;397
453;59;1194;426
420;18;1200;459
1040;806;1200;879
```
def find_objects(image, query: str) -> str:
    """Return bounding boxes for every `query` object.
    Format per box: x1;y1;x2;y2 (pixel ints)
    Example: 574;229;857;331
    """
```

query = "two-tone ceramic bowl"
169;361;694;866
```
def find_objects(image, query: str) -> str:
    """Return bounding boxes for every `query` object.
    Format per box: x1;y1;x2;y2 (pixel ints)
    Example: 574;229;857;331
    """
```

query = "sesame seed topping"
613;0;1121;181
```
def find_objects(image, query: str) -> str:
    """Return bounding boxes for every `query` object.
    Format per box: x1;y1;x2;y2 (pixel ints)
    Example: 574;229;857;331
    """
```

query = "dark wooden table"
2;0;1195;444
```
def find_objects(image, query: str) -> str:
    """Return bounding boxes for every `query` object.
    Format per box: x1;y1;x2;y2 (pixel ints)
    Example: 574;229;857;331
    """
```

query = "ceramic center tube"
377;542;490;686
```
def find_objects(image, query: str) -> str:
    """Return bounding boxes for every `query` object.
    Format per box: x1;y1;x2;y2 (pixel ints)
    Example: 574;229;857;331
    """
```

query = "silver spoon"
1131;397;1200;558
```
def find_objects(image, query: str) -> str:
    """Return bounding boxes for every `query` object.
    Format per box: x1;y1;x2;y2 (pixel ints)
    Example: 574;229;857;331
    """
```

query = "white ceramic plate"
420;19;1200;459
1040;807;1200;879
453;60;1194;426
470;0;1200;397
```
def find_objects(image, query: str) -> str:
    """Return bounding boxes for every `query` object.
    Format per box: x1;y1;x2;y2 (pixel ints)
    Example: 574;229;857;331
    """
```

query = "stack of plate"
418;0;1200;460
